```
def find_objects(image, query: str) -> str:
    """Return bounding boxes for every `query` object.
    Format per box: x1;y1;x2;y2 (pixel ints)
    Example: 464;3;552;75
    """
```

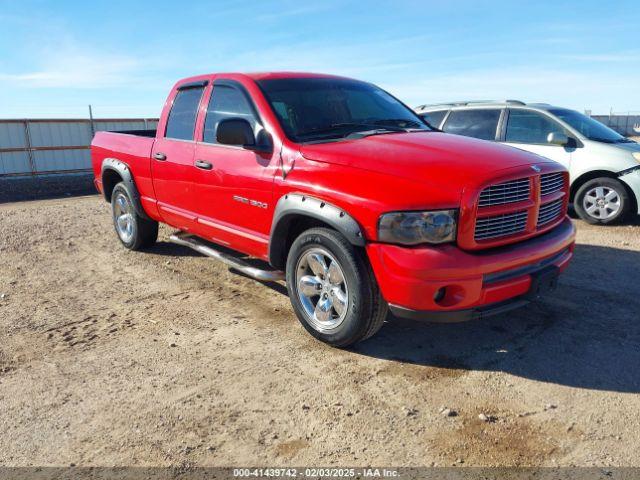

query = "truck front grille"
478;178;530;207
540;172;564;196
474;210;528;241
537;199;564;227
470;170;568;245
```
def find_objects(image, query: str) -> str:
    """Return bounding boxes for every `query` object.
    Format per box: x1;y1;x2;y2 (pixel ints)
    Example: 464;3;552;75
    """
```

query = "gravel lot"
0;195;639;467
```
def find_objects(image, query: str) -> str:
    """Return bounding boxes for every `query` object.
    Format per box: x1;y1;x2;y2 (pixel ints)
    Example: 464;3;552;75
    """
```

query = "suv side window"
443;109;501;140
420;110;448;128
165;86;205;140
204;85;257;143
505;109;565;144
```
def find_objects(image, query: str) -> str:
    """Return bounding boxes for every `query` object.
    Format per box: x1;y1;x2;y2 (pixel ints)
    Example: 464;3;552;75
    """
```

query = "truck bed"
91;130;157;201
113;129;157;138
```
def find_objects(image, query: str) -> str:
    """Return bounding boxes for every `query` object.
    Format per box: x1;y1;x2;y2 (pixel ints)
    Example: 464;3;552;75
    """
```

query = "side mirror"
547;132;569;146
216;118;273;153
216;118;256;147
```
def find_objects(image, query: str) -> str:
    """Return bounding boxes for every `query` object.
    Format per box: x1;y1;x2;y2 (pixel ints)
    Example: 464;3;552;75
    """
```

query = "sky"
0;0;638;118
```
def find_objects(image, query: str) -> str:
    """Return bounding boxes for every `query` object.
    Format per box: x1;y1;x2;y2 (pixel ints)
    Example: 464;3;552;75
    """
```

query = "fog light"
434;287;446;303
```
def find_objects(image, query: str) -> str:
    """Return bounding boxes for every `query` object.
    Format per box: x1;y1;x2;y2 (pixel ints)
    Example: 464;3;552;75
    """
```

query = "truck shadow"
146;241;290;295
353;243;640;394
147;237;640;393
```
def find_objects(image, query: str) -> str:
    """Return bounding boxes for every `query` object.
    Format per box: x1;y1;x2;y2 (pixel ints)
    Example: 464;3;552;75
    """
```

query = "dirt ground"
0;195;639;467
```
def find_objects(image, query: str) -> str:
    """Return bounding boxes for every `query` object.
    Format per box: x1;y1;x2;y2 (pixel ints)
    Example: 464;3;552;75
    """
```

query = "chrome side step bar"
169;232;285;282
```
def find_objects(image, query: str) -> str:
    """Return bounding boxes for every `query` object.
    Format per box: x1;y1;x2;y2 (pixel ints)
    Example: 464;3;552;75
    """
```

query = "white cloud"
381;66;638;113
560;52;640;62
0;46;145;89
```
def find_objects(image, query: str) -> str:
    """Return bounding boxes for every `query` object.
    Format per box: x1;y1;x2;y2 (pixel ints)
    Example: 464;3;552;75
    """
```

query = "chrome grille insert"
540;172;564;196
478;178;530;207
537;199;563;228
475;210;528;241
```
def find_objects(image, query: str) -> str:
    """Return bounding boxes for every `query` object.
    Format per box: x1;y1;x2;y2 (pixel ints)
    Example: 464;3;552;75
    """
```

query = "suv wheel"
574;177;629;225
286;227;387;347
111;182;158;250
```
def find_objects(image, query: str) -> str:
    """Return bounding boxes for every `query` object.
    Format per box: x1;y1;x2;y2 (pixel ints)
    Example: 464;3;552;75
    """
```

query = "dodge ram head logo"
531;165;541;172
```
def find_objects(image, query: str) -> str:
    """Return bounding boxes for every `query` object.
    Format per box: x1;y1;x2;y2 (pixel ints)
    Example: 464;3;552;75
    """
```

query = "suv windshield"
549;108;631;143
256;77;431;142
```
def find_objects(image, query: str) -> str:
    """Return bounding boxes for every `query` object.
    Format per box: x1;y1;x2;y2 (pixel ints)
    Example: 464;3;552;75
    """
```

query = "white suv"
415;101;640;224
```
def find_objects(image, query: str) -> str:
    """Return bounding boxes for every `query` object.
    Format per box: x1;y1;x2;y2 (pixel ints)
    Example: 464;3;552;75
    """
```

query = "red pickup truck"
92;72;575;347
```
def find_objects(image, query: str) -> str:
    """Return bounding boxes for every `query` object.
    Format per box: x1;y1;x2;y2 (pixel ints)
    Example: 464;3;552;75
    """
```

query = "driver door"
192;80;277;258
501;108;574;171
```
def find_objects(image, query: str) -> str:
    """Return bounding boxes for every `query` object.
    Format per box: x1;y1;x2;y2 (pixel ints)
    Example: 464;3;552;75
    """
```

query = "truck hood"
299;131;553;188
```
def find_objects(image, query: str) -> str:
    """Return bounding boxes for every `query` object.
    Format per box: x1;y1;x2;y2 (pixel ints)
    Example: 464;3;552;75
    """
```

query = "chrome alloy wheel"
583;186;621;220
113;191;135;243
295;248;349;332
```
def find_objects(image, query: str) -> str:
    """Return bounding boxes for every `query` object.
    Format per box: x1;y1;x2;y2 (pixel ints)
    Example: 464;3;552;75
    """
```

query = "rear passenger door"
442;108;502;141
501;108;573;170
152;82;206;230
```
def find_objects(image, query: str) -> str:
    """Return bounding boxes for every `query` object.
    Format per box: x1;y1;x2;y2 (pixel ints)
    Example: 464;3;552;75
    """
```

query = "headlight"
633;152;640;162
378;210;457;245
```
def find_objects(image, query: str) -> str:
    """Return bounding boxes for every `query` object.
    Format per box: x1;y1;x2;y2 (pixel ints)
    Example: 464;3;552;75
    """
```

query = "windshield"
256;77;431;142
549;108;630;143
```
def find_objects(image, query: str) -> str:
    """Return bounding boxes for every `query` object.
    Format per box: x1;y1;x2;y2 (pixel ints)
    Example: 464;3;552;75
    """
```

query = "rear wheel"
111;182;158;250
574;177;629;225
286;227;387;347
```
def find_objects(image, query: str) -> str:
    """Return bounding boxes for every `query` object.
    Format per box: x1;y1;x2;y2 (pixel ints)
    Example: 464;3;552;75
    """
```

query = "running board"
169;232;285;282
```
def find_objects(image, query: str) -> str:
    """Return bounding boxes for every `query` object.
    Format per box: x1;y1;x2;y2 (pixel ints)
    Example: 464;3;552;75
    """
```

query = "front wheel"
574;177;630;225
111;182;158;250
286;227;387;347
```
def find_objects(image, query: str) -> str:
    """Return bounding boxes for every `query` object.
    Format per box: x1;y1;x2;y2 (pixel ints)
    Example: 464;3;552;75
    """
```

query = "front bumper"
366;217;576;320
389;296;530;323
619;168;640;214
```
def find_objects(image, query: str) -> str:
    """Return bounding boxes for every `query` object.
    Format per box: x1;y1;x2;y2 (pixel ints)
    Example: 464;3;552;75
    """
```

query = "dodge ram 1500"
92;72;576;347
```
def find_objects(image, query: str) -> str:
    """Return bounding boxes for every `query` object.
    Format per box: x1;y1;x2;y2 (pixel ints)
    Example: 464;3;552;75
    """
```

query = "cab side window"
420;110;448;128
506;109;565;144
203;85;257;144
442;109;501;141
165;86;205;140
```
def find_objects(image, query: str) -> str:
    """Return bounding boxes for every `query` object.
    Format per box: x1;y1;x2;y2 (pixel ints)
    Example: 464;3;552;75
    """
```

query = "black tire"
111;182;158;250
285;227;387;347
574;177;630;225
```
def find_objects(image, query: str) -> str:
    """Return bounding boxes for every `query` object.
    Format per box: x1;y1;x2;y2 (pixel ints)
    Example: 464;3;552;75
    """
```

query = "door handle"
195;159;213;170
154;152;167;161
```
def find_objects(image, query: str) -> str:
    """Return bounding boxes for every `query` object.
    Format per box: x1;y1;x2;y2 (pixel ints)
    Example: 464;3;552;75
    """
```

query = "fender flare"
101;158;150;220
268;193;365;268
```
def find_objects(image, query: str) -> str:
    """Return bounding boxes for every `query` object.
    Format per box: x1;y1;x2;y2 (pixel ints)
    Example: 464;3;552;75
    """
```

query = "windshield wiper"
372;118;426;129
297;122;406;139
345;128;405;140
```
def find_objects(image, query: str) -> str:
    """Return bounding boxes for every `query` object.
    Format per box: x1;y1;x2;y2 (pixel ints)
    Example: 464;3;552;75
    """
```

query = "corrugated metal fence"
0;118;158;176
591;114;640;137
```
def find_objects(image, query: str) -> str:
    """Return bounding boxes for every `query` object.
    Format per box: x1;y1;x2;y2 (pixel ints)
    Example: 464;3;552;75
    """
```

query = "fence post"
22;120;37;175
88;104;95;137
625;112;630;137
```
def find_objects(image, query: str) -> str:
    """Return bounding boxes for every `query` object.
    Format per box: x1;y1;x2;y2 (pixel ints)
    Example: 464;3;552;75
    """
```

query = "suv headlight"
378;210;457;245
633;152;640;162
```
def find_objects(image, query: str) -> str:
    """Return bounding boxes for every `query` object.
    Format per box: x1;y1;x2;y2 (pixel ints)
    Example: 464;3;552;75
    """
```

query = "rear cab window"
443;109;502;141
165;85;206;140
